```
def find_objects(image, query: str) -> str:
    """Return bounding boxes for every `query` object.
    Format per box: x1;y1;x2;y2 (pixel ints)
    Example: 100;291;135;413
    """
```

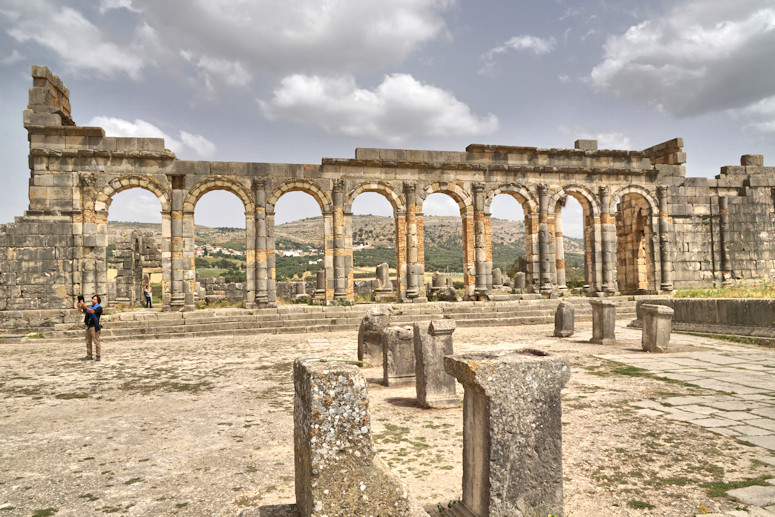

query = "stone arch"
418;182;474;216
612;186;660;294
345;181;404;215
547;184;600;217
483;183;537;216
267;179;332;214
609;185;658;216
183;176;255;214
95;175;170;213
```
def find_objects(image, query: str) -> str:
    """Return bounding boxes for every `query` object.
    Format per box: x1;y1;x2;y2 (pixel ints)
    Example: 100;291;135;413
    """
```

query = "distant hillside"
108;216;584;254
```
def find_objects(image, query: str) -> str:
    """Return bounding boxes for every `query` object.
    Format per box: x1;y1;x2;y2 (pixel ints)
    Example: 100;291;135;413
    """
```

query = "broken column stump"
293;356;427;517
382;325;416;386
589;298;616;345
641;304;674;353
357;305;394;367
413;319;460;409
554;300;575;337
444;349;570;517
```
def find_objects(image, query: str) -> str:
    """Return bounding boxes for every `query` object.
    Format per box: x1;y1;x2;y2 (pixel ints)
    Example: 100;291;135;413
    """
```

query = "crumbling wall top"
26;65;74;127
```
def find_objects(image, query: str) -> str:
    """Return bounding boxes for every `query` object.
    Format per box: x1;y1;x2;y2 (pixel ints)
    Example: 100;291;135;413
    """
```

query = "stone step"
4;297;639;344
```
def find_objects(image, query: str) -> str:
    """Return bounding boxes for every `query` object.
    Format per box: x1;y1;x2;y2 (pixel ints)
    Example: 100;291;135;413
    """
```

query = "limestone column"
718;196;731;282
538;184;553;295
598;186;615;295
265;202;278;305
473;182;490;298
253;179;270;307
332;180;348;301
555;196;567;291
394;210;407;297
168;184;187;310
404;182;420;299
657;186;674;291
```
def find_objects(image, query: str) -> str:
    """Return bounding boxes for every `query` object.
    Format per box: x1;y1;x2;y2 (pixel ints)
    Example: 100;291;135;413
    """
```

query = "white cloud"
99;0;139;14
479;34;556;76
484;35;557;60
0;49;23;65
3;0;148;78
131;0;452;75
180;50;251;97
422;193;459;216
590;0;775;117
559;126;633;150
729;95;775;133
88;116;217;160
258;73;499;144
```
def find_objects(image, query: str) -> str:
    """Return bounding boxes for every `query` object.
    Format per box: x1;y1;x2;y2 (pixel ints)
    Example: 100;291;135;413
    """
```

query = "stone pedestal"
382;326;416;386
293;356;426;517
554;300;574;337
293;281;310;302
413;319;459;409
357;305;394;367
513;272;526;291
641;304;674;353
444;349;570;517
492;268;502;287
372;262;393;301
589;299;616;345
313;270;326;303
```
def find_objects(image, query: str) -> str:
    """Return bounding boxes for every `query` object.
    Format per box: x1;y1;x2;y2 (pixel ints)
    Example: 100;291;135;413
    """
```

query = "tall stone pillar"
473;182;491;298
598;186;615;295
657;186;674;291
169;182;187;311
538;184;553;295
445;350;570;517
253;179;270;307
403;182;420;300
265;202;278;305
332;180;348;301
718;196;731;283
555;196;567;291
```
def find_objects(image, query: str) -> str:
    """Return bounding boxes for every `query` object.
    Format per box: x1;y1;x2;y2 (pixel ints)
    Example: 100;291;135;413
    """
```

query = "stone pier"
590;298;616;345
444;349;570;517
554;300;575;338
413;319;459;409
382;326;416;387
641;304;674;353
293;356;427;517
357;305;394;367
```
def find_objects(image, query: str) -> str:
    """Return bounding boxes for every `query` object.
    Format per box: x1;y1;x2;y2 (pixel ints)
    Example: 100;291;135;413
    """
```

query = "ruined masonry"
3;66;775;328
293;356;427;517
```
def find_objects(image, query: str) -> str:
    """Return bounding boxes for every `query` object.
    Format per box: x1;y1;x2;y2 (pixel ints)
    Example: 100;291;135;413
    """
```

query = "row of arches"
84;175;671;310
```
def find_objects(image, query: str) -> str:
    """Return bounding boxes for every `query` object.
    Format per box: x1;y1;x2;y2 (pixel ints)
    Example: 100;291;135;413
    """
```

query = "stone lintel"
430;318;456;336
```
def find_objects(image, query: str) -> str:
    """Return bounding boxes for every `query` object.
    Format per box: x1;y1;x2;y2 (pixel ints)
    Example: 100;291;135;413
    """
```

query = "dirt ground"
1;320;771;516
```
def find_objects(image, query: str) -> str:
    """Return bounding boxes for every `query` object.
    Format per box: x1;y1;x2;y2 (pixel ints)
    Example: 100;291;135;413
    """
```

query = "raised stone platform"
0;297;638;344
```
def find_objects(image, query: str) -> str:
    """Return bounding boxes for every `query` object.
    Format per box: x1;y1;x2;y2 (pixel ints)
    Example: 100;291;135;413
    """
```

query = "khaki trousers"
85;327;101;358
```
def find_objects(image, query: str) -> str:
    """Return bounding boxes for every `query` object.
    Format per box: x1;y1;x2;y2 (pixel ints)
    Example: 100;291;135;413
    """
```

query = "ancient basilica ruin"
1;66;774;328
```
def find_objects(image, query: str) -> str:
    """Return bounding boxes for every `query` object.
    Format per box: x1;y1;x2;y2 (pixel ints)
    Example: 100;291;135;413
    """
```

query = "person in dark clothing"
78;295;103;361
144;285;152;308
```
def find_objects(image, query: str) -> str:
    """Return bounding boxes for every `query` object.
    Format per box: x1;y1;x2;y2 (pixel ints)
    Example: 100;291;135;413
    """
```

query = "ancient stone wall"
2;66;774;328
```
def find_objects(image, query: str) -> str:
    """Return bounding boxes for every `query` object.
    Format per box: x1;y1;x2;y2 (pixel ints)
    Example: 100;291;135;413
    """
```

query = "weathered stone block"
589;299;616;344
741;154;764;166
413;319;459;409
357;305;393;367
554;300;574;337
382;325;415;386
445;349;570;517
293;356;426;517
641;304;674;353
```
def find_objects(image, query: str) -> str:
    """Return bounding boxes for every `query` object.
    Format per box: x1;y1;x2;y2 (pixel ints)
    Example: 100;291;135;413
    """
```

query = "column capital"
251;178;266;191
471;182;485;193
403;181;417;193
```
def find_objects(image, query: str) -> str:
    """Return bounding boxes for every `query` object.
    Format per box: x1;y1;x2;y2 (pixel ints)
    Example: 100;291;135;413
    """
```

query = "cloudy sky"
0;0;773;238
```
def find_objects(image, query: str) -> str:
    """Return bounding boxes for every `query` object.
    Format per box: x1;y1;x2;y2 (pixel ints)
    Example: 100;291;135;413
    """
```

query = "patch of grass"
700;475;770;497
245;466;258;473
32;510;58;517
675;282;775;299
174;503;188;508
123;477;142;485
78;493;99;502
627;500;655;509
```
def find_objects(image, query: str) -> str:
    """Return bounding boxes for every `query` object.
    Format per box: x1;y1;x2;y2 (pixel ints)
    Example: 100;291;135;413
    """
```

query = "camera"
77;295;84;303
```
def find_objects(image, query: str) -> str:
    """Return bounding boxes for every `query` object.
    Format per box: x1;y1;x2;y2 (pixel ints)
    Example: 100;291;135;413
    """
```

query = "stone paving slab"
602;343;775;516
